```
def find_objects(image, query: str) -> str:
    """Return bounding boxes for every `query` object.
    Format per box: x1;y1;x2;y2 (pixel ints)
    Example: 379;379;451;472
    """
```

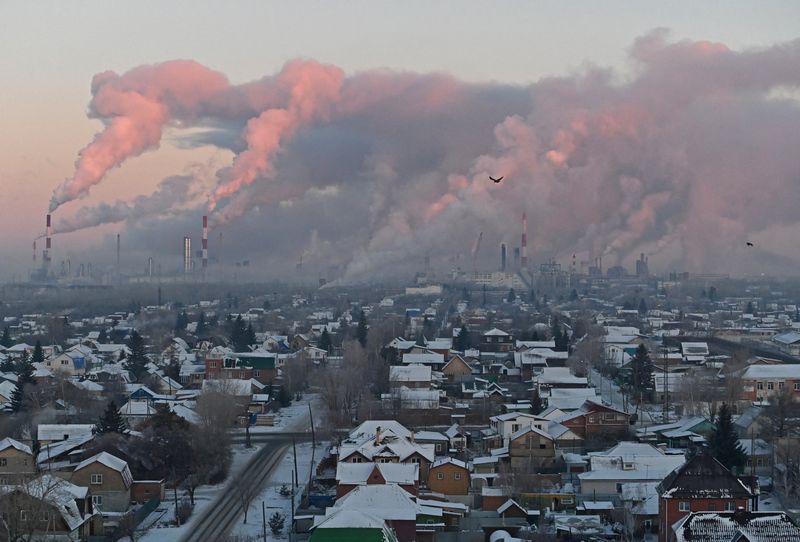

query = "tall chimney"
183;236;192;275
513;247;520;269
202;215;209;279
147;257;154;279
44;214;52;271
116;233;121;283
32;240;37;264
500;243;507;273
521;212;528;269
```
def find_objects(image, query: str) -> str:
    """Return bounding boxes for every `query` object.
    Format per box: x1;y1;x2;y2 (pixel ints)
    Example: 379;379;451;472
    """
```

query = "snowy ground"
229;440;323;541
133;395;320;542
135;445;261;542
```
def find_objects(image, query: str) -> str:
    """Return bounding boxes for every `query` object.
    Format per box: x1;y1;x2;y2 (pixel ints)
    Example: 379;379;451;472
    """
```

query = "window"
615;483;623;493
768;382;774;390
779;382;785;389
254;370;261;377
352;457;363;463
725;501;735;511
19;510;27;521
209;361;217;368
623;463;635;470
539;444;547;449
757;382;763;390
437;472;444;480
435;444;443;452
0;458;6;467
604;413;615;421
92;495;103;506
708;503;716;511
679;502;690;512
795;383;800;391
91;474;103;485
61;360;69;365
40;511;49;521
454;473;461;480
0;478;6;485
409;457;420;464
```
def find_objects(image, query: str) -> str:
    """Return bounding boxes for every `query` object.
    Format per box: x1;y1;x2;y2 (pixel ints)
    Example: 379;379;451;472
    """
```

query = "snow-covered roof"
401;352;444;365
673;511;800;542
0;475;92;531
37;424;94;442
0;437;32;455
333;484;428;521
335;462;418;485
483;328;510;337
74;452;133;488
389;364;432;383
432;457;468;470
742;364;800;380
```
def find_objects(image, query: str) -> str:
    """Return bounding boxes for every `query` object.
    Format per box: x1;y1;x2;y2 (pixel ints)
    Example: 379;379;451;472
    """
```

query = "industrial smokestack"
202;215;208;279
32;240;36;264
521;212;528;269
183;236;192;275
44;214;52;271
147;257;154;279
116;233;121;283
500;243;507;273
513;247;520;269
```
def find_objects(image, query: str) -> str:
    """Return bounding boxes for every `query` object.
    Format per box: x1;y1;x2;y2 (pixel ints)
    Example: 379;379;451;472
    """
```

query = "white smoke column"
209;60;345;210
53;175;198;234
49;61;230;211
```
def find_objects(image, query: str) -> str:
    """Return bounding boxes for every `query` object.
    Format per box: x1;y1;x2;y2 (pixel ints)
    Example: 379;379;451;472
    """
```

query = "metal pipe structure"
521;212;528;269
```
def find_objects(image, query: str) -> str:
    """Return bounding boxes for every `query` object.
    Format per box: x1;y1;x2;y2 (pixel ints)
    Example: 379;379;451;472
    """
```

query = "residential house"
555;400;631;439
658;454;755;542
0;474;100;541
335;462;419;498
427;457;470;496
488;412;549;448
738;438;772;477
441;355;473;381
479;329;514;353
680;342;709;364
389;365;432;390
337;422;435;481
579;442;685;498
45;351;87;377
508;426;557;471
0;438;35;484
741;363;800;402
635;417;715;449
621;482;660;539
68;452;133;514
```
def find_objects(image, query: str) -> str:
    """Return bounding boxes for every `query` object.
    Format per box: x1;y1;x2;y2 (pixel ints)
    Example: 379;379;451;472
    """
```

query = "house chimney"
374;426;382;446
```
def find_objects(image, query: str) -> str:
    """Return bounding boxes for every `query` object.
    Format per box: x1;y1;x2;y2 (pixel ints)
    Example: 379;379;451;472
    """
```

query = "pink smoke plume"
210;60;345;209
51;31;800;279
49;61;229;212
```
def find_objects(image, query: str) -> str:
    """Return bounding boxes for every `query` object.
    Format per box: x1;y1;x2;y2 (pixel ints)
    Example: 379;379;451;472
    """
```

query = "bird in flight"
746;242;754;247
489;176;504;183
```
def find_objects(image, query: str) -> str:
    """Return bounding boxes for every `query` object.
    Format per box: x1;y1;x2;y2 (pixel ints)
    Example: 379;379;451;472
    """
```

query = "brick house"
0;438;35;485
68;452;133;513
740;364;800;402
427;457;470;495
556;400;631;439
658;454;755;542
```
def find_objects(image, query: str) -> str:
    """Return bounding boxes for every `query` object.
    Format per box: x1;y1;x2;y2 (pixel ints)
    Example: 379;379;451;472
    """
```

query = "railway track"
178;441;290;542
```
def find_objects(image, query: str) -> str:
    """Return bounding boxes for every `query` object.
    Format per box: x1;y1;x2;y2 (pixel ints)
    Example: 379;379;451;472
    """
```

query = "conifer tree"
628;344;655;401
196;312;207;336
318;329;332;353
245;322;257;348
708;402;747;473
10;352;35;412
507;288;516;303
32;341;45;365
0;326;12;348
356;311;368;348
125;330;149;382
97;328;108;344
96;400;126;434
531;388;544;415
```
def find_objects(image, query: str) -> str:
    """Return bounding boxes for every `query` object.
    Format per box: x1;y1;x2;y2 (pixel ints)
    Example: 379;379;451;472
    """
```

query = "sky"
1;1;799;282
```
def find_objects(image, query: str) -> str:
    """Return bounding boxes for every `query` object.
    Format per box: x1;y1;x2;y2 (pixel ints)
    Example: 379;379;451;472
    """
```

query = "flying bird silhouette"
489;176;504;183
746;242;754;247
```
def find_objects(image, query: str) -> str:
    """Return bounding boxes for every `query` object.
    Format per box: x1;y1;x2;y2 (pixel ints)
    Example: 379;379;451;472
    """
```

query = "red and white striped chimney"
521;212;528;268
44;214;52;265
202;215;209;273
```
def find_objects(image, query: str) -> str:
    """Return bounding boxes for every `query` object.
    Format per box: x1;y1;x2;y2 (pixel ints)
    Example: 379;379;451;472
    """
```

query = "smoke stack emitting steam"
521;212;528;269
202;215;208;278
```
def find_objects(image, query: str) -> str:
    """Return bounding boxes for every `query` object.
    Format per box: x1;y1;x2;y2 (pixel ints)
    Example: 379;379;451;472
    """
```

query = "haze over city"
2;1;799;283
